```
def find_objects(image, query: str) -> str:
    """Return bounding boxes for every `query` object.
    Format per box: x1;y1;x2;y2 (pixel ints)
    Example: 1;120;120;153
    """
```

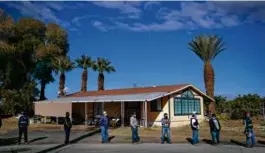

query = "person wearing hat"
130;112;140;144
99;111;109;143
64;112;72;144
161;113;171;144
243;112;256;147
209;114;221;145
18;111;29;144
190;112;199;145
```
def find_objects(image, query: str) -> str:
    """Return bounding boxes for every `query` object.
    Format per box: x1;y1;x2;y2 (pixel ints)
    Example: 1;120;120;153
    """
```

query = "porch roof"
34;92;168;103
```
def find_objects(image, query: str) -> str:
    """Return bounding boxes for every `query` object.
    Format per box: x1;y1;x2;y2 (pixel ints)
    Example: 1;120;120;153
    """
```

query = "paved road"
1;143;264;153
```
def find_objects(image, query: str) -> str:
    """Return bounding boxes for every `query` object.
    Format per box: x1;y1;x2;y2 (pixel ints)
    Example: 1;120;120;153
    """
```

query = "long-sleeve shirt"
130;116;138;128
18;115;29;128
64;117;72;129
99;115;108;127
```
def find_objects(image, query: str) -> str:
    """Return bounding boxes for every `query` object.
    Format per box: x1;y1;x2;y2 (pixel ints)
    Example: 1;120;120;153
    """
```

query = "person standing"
243;112;256;148
161;113;171;144
18;112;29;145
99;111;109;143
209;114;221;145
130;112;140;144
0;116;2;129
190;112;199;145
64;112;72;144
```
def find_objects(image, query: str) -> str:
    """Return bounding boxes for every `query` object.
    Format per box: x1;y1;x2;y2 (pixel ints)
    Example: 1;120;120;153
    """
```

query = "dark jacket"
209;117;221;131
190;117;199;130
64;117;72;129
244;117;253;133
99;115;108;127
18;115;29;128
0;117;2;128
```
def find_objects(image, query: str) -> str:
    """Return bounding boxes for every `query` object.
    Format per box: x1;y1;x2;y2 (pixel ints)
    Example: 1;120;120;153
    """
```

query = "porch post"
144;100;148;127
85;102;88;125
121;101;125;127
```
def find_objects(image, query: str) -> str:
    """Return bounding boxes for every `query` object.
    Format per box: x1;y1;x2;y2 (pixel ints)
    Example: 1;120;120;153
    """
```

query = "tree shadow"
0;147;31;153
0;137;18;146
186;138;192;144
0;136;48;146
36;129;100;153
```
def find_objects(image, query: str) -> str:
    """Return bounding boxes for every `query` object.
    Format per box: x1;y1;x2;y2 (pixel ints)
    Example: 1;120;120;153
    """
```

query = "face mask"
134;115;136;117
164;116;168;119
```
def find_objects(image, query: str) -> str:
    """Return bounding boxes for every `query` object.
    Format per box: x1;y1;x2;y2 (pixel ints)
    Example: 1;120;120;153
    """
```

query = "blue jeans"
131;127;139;143
246;130;256;146
192;130;199;144
100;126;108;143
211;131;220;144
161;127;171;144
64;128;71;144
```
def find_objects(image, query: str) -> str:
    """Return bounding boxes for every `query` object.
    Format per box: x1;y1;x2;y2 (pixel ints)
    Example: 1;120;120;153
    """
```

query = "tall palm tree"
53;56;75;96
75;55;95;92
188;35;225;113
93;57;116;91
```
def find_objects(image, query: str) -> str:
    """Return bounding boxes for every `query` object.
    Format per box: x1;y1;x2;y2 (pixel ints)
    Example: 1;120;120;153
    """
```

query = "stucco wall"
34;102;72;117
147;90;205;127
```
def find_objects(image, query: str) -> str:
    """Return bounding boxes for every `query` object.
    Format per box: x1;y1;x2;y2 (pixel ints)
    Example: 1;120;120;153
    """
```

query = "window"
174;90;201;115
151;98;162;112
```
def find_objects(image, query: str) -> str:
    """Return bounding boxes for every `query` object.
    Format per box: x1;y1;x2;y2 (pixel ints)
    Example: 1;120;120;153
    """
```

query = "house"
34;84;215;127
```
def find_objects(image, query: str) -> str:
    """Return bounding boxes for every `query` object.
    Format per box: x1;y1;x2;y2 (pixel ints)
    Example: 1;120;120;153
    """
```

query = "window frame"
173;90;201;116
150;98;162;112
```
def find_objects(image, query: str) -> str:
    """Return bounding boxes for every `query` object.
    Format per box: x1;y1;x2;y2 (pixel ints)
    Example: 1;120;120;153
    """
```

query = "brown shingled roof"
66;84;190;97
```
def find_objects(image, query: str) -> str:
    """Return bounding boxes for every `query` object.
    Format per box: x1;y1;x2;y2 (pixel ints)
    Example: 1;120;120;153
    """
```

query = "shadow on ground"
0;147;31;153
0;137;47;146
202;139;213;145
36;129;101;153
186;138;192;144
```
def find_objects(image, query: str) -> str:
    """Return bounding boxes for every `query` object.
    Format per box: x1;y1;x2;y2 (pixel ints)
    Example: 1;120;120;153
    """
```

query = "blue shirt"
18;115;29;128
99;115;108;127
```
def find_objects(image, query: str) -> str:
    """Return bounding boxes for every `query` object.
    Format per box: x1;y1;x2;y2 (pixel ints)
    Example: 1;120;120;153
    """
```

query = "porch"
71;101;148;127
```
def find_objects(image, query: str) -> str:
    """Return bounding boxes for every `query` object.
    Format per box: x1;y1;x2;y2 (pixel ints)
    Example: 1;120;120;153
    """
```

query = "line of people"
6;111;255;147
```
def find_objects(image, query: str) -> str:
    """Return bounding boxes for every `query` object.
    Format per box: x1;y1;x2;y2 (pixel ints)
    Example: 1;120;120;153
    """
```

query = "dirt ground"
109;120;265;143
0;117;94;135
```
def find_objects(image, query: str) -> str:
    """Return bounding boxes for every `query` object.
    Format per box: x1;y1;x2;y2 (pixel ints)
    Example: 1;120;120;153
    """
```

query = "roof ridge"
66;83;190;96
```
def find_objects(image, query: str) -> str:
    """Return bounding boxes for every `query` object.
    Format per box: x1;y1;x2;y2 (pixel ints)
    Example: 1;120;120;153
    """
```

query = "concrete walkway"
1;143;264;153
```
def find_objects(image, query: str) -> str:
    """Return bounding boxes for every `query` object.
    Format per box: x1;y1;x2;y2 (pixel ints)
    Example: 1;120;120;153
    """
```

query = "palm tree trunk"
59;72;65;96
81;68;87;92
204;61;215;114
98;73;104;91
40;80;46;100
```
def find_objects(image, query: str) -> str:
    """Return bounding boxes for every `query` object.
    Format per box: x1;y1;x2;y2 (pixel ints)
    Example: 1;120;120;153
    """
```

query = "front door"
125;102;141;125
94;103;103;117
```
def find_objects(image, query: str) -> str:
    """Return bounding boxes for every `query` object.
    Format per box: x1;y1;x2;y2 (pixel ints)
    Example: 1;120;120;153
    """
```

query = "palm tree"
53;56;75;96
188;34;225;113
34;59;54;100
93;57;116;91
75;55;95;92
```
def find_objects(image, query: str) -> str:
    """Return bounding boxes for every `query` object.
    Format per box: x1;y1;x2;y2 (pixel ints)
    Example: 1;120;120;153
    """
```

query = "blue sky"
1;1;265;99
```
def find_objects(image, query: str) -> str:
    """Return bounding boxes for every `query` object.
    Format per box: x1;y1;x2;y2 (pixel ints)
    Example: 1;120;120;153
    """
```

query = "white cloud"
92;20;110;32
92;1;142;19
6;1;84;32
144;1;160;10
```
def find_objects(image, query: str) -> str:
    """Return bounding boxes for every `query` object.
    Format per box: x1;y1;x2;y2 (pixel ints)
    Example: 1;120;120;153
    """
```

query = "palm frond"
188;34;225;63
